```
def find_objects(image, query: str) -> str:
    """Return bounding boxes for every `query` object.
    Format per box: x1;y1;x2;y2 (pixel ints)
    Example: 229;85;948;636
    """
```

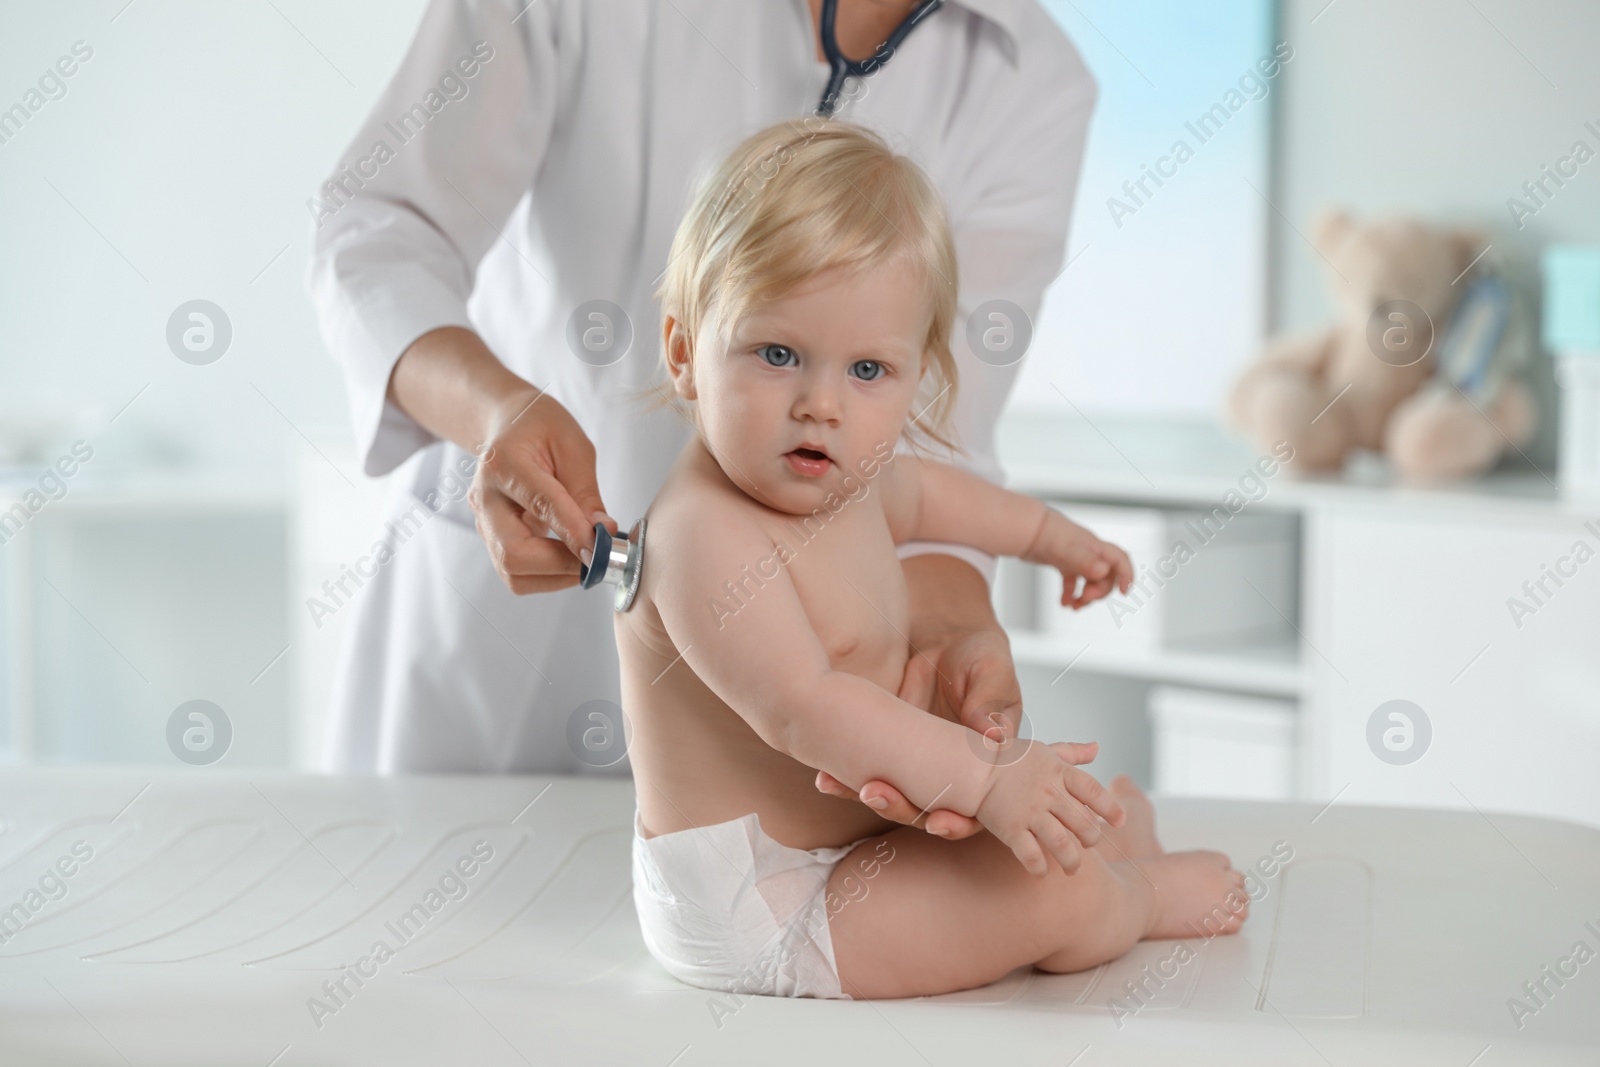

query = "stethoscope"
583;0;945;612
816;0;945;116
579;518;647;612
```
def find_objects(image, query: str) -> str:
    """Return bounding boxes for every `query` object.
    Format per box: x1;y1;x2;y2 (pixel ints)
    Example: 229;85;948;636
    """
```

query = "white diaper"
631;805;879;1000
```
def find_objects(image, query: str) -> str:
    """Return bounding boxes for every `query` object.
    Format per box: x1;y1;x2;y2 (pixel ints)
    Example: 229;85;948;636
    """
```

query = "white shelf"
0;474;284;515
1009;629;1305;698
996;411;1580;520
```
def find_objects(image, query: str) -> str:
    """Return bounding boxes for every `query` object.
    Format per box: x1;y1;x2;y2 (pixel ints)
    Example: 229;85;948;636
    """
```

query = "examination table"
1;769;1596;1066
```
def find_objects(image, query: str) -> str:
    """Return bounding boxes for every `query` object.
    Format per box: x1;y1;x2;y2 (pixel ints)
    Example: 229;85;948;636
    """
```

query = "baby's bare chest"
762;503;909;679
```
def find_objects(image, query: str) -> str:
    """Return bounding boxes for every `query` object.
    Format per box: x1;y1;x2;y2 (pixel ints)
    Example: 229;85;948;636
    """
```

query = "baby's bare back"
618;443;915;851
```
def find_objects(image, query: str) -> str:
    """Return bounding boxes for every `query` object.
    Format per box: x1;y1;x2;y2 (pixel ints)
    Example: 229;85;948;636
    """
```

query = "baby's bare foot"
1135;850;1249;940
1096;775;1162;860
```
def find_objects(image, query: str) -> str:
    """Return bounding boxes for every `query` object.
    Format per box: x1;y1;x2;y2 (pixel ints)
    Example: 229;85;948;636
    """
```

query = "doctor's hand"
470;384;617;594
813;554;1026;836
815;740;1107;842
814;628;1101;840
388;326;617;593
812;638;1004;838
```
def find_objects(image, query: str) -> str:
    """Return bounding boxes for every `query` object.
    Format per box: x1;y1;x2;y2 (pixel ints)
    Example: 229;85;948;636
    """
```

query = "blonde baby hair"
647;117;962;455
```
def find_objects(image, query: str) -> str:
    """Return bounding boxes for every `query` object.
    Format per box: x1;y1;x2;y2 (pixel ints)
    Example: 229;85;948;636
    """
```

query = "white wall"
0;0;427;475
0;2;428;765
1272;0;1600;328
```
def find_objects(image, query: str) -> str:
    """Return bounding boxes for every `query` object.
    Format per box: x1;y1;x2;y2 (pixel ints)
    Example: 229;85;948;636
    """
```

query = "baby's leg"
827;823;1245;1000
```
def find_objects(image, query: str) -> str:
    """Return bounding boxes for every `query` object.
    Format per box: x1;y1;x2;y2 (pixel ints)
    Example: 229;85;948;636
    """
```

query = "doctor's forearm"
386;325;539;453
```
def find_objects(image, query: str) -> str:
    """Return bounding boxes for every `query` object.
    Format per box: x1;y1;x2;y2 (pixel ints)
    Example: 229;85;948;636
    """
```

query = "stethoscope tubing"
816;0;945;116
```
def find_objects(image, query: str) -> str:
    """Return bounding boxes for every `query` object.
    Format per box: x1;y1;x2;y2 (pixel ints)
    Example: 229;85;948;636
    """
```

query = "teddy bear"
1227;211;1538;481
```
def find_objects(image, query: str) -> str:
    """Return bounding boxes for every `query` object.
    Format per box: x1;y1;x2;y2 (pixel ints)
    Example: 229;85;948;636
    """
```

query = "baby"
621;119;1249;1001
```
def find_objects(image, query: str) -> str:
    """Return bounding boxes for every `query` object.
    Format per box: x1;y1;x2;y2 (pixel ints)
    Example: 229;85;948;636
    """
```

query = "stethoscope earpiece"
578;517;647;612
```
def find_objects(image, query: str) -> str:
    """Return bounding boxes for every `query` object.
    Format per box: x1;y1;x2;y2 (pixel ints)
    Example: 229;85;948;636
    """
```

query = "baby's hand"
1025;511;1133;610
975;740;1125;878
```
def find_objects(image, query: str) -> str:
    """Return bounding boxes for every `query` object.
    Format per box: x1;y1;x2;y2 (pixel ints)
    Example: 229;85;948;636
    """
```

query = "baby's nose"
794;381;843;422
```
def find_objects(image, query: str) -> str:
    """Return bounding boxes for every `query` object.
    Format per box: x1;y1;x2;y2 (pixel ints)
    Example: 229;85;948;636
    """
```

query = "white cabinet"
1148;686;1297;799
0;479;289;766
996;412;1600;828
1307;507;1600;823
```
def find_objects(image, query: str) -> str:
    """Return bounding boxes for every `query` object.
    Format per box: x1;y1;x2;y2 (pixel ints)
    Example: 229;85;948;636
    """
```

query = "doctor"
307;0;1096;836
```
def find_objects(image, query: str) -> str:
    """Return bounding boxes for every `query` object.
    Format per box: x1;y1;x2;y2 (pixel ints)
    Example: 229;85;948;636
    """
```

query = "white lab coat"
306;0;1095;774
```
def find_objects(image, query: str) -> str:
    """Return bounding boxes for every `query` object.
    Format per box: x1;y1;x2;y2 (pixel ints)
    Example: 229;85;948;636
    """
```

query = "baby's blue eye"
851;360;884;381
758;344;797;367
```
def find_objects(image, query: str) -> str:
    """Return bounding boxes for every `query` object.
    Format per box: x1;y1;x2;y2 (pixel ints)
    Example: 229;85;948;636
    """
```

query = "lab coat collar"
949;0;1027;65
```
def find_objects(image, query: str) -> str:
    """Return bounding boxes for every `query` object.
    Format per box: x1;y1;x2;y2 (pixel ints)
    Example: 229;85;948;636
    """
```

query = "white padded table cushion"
1;769;1596;1066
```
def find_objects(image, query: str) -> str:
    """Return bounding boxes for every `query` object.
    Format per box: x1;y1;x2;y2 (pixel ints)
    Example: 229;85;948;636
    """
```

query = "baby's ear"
663;317;698;401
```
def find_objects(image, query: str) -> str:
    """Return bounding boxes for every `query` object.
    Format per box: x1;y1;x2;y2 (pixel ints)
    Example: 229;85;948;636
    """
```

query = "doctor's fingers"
473;489;583;592
845;775;985;840
895;647;939;715
477;441;605;560
548;429;613;536
920;807;984;839
944;641;1023;737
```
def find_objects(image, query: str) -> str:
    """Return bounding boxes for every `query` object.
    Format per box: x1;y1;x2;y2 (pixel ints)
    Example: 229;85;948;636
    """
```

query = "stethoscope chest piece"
578;518;646;612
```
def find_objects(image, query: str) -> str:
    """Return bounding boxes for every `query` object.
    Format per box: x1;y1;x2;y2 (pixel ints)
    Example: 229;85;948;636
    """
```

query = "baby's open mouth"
784;445;833;476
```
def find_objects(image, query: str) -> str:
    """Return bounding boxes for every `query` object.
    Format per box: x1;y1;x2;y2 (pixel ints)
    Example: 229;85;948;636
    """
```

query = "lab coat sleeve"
895;23;1098;588
304;0;561;476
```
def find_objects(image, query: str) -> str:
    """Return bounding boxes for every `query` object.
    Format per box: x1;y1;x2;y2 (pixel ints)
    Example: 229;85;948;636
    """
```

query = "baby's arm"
879;456;1133;608
651;498;1121;874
